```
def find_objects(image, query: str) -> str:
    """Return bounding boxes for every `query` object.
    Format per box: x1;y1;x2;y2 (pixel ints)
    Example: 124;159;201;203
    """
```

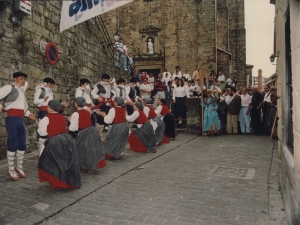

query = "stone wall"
197;0;217;73
273;0;300;223
227;0;247;87
217;7;229;51
102;0;248;80
217;50;231;79
0;1;128;158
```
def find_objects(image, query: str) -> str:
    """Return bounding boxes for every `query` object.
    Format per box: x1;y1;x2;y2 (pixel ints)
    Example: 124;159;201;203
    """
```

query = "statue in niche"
148;38;154;54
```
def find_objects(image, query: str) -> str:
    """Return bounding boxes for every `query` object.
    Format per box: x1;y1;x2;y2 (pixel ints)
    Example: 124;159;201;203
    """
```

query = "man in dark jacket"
250;86;263;135
227;87;241;134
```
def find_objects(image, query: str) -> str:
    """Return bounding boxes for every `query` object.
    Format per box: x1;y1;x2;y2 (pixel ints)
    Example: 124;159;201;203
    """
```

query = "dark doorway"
141;69;161;79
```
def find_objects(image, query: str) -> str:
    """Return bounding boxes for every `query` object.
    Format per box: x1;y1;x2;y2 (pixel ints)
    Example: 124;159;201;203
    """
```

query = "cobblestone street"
0;134;286;225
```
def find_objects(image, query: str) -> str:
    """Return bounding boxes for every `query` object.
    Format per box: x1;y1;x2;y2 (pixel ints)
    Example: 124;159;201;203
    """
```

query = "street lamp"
269;54;278;63
113;31;119;41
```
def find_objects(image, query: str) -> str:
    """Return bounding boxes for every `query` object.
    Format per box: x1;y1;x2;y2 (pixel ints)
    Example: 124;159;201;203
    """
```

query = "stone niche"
134;24;164;76
139;25;161;55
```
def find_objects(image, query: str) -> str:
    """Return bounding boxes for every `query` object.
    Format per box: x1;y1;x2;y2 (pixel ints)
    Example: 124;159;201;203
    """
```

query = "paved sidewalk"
0;134;286;225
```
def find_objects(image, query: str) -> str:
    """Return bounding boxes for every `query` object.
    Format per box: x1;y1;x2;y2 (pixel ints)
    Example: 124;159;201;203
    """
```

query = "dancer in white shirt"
0;72;36;181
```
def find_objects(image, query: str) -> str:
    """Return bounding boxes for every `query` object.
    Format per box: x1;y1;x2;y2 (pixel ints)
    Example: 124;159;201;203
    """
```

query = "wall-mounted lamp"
269;54;278;63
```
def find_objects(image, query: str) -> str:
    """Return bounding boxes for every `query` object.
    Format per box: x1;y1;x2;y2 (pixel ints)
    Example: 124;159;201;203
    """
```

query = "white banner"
60;0;133;33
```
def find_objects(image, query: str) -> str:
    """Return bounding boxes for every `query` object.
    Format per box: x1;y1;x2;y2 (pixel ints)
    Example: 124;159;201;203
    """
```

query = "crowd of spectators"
112;38;278;137
129;65;278;137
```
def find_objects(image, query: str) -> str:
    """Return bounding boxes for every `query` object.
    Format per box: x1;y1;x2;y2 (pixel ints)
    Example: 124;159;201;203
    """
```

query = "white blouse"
155;105;163;117
143;106;150;118
172;85;189;100
38;113;62;136
69;111;80;132
126;110;139;123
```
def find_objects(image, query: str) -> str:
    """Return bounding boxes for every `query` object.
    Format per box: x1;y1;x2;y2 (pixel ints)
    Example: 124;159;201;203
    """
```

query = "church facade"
102;0;250;86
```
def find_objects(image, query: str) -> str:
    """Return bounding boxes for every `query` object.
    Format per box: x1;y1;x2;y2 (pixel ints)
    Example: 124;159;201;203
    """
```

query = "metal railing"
95;16;131;75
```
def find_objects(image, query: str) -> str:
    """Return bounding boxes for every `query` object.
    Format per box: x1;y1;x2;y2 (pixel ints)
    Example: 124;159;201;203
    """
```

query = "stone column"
258;69;263;91
186;97;202;135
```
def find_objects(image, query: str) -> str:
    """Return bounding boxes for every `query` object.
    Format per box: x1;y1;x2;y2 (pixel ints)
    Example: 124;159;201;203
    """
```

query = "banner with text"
60;0;133;33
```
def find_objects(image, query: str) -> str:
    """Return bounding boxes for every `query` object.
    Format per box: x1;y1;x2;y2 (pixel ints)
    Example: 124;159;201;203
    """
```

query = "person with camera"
153;73;166;109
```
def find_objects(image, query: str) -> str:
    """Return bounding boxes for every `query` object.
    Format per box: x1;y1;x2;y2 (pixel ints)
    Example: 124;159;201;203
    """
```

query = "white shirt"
0;84;30;117
163;72;171;79
188;85;194;95
172;71;182;79
183;73;191;81
226;78;233;86
125;85;138;102
193;85;206;91
104;107;127;124
143;106;150;118
148;77;154;84
126;110;139;123
225;95;232;105
209;85;221;92
241;94;251;107
69;111;80;132
75;87;93;105
34;86;54;107
218;75;225;82
229;94;237;103
172;85;189;100
115;85;127;100
91;82;112;99
123;45;128;55
38;116;50;136
155;105;163;117
162;74;171;84
263;91;271;103
139;83;152;98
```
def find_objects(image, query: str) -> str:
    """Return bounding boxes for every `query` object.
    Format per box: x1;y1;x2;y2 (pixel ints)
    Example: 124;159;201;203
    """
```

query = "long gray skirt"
38;133;81;188
75;126;105;170
153;116;165;144
104;122;129;158
135;122;156;153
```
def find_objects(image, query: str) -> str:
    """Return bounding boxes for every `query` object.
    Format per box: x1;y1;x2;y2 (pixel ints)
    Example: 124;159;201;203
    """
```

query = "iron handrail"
95;16;131;75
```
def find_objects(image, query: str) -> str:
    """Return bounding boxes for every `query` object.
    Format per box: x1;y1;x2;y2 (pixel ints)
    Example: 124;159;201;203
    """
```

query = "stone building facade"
0;1;127;158
271;0;300;223
102;0;250;86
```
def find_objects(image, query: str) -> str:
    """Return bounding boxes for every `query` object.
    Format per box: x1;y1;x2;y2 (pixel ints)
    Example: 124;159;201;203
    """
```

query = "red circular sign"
45;42;59;65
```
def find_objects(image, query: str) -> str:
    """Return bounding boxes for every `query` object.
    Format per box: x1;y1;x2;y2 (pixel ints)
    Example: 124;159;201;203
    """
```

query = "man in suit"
227;86;241;134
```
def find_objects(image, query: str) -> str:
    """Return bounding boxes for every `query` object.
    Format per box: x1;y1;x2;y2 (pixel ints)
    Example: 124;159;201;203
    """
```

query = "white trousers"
153;91;165;109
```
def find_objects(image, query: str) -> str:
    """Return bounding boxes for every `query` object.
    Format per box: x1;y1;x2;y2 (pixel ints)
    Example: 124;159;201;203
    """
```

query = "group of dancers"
0;72;176;189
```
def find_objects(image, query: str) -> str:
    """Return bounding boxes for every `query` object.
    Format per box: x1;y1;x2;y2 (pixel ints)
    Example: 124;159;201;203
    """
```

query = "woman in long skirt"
201;90;219;136
69;97;106;173
38;100;81;189
96;97;129;159
156;99;176;140
127;101;157;153
143;98;166;145
172;79;189;124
